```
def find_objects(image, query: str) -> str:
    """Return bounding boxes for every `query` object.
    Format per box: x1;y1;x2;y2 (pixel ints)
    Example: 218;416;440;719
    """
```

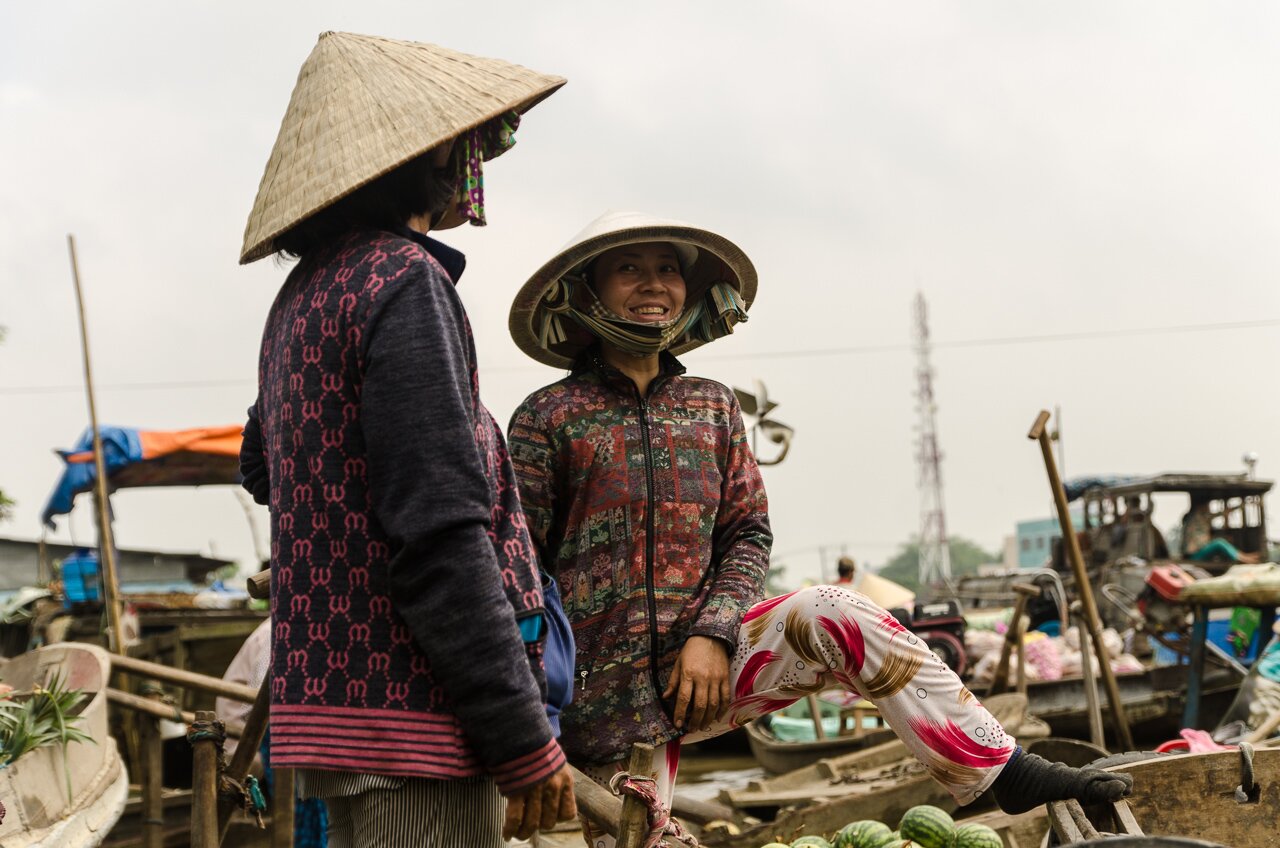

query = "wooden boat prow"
0;643;128;848
1048;746;1280;847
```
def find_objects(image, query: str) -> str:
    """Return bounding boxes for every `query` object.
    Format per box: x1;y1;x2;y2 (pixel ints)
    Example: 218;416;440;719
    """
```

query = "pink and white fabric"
580;586;1016;848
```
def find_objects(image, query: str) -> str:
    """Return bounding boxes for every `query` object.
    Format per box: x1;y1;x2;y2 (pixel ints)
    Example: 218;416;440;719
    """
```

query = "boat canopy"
1064;473;1272;503
42;425;243;528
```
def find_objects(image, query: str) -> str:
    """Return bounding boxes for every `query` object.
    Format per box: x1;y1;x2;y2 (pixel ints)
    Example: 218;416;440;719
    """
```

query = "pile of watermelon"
759;804;1003;848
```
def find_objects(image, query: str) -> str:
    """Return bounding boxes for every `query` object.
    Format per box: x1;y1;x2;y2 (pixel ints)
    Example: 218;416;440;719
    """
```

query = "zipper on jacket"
635;392;665;704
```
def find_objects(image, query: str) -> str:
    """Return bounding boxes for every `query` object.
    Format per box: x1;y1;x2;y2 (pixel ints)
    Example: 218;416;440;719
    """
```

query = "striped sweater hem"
271;704;564;794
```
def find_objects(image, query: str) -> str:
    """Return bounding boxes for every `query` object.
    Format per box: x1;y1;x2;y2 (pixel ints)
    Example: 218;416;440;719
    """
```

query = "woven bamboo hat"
510;211;758;369
240;32;566;264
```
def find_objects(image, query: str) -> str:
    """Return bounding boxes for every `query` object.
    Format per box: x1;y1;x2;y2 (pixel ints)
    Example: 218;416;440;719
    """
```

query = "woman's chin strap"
537;276;748;358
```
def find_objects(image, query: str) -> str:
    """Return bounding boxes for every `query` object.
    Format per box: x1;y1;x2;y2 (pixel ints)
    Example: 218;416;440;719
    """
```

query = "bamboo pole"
1029;410;1134;750
112;653;257;703
190;711;222;848
107;688;244;737
67;234;127;656
217;681;272;842
139;690;166;848
270;768;295;848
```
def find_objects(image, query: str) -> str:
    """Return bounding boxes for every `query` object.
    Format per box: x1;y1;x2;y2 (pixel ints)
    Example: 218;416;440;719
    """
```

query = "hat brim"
240;33;566;264
510;224;757;369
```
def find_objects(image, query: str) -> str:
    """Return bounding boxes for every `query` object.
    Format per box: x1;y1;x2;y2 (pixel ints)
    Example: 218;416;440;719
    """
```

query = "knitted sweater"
245;228;563;793
507;350;772;765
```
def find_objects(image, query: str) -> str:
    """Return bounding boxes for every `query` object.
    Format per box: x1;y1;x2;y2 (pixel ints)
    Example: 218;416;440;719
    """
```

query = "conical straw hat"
240;32;566;264
510;211;758;368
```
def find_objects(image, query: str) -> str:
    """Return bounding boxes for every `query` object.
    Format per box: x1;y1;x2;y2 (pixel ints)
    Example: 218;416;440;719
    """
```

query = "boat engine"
1137;563;1197;635
889;601;969;676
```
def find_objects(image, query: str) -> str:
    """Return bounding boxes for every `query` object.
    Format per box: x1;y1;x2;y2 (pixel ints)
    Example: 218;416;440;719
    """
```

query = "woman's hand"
662;635;731;732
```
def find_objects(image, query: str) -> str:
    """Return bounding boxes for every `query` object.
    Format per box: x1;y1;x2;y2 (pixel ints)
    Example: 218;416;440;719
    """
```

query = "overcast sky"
2;2;1278;585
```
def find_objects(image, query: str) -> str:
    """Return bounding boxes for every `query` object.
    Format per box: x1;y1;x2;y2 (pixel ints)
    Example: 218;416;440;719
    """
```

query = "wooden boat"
1023;661;1239;743
0;643;128;847
710;694;1049;848
744;700;898;774
1046;746;1280;847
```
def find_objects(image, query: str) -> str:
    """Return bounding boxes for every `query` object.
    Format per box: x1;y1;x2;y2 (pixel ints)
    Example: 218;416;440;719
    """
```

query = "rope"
1236;742;1260;803
186;717;267;829
608;772;701;848
186;717;227;747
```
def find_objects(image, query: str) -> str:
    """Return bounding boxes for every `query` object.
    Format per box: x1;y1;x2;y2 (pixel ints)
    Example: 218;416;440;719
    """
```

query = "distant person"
1181;498;1260;564
237;32;574;846
835;556;857;585
1115;495;1169;559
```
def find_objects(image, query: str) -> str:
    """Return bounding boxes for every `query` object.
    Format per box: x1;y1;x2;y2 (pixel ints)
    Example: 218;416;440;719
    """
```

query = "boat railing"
104;649;273;848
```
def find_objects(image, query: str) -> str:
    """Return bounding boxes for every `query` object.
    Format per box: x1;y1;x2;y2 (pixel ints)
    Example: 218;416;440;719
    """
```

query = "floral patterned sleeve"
507;401;558;570
692;395;773;646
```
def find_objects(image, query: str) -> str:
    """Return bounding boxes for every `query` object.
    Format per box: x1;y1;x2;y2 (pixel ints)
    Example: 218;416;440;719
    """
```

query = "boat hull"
0;644;127;848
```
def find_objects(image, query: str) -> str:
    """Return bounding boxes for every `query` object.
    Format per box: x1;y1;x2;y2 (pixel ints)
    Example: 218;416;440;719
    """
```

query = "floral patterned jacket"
507;349;772;765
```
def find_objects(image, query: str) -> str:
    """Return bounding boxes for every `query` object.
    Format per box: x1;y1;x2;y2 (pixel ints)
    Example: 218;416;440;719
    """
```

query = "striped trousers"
311;774;505;847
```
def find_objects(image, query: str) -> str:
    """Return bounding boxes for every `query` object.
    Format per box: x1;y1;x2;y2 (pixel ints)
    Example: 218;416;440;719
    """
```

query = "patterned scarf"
448;111;520;226
537;274;748;359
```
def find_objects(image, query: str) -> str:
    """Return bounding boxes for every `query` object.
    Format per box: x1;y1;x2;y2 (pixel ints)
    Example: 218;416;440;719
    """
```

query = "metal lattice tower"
914;292;952;586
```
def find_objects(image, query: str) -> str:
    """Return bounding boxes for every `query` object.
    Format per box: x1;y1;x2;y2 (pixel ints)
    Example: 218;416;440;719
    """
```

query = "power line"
696;317;1280;361
2;316;1277;396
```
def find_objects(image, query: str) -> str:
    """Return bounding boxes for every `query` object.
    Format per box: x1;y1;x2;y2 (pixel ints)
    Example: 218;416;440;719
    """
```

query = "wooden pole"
217;681;273;842
67;234;127;655
112;653;257;703
806;693;828;740
139;691;167;848
1015;617;1029;697
987;583;1038;697
1029;410;1134;750
270;768;295;848
190;711;222;848
107;687;244;737
1073;604;1107;751
571;765;625;837
616;743;656;848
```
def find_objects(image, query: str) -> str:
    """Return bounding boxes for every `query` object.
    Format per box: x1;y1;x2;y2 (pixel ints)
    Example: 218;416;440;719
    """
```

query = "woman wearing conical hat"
507;212;1132;842
238;32;575;845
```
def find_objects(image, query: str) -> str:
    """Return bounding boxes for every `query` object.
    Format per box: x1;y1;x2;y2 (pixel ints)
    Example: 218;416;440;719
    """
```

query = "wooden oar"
1029;410;1134;750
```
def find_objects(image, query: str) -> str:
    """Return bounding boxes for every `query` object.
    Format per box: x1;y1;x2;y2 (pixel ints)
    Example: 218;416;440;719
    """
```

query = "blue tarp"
41;427;144;528
41;424;242;529
1062;475;1142;502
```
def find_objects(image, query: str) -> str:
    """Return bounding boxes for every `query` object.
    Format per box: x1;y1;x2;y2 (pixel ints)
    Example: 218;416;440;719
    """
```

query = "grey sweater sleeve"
361;263;559;785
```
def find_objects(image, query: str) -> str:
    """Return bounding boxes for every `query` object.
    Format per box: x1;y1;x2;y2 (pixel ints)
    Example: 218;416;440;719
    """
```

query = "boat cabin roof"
1081;472;1272;499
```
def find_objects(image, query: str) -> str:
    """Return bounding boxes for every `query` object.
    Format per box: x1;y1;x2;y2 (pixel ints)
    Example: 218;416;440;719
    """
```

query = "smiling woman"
505;210;1136;848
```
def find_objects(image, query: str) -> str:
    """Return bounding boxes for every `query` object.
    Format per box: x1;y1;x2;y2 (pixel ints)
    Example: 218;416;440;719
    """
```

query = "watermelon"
949;823;1002;848
835;820;895;848
898;805;955;848
792;838;832;848
883;841;917;848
